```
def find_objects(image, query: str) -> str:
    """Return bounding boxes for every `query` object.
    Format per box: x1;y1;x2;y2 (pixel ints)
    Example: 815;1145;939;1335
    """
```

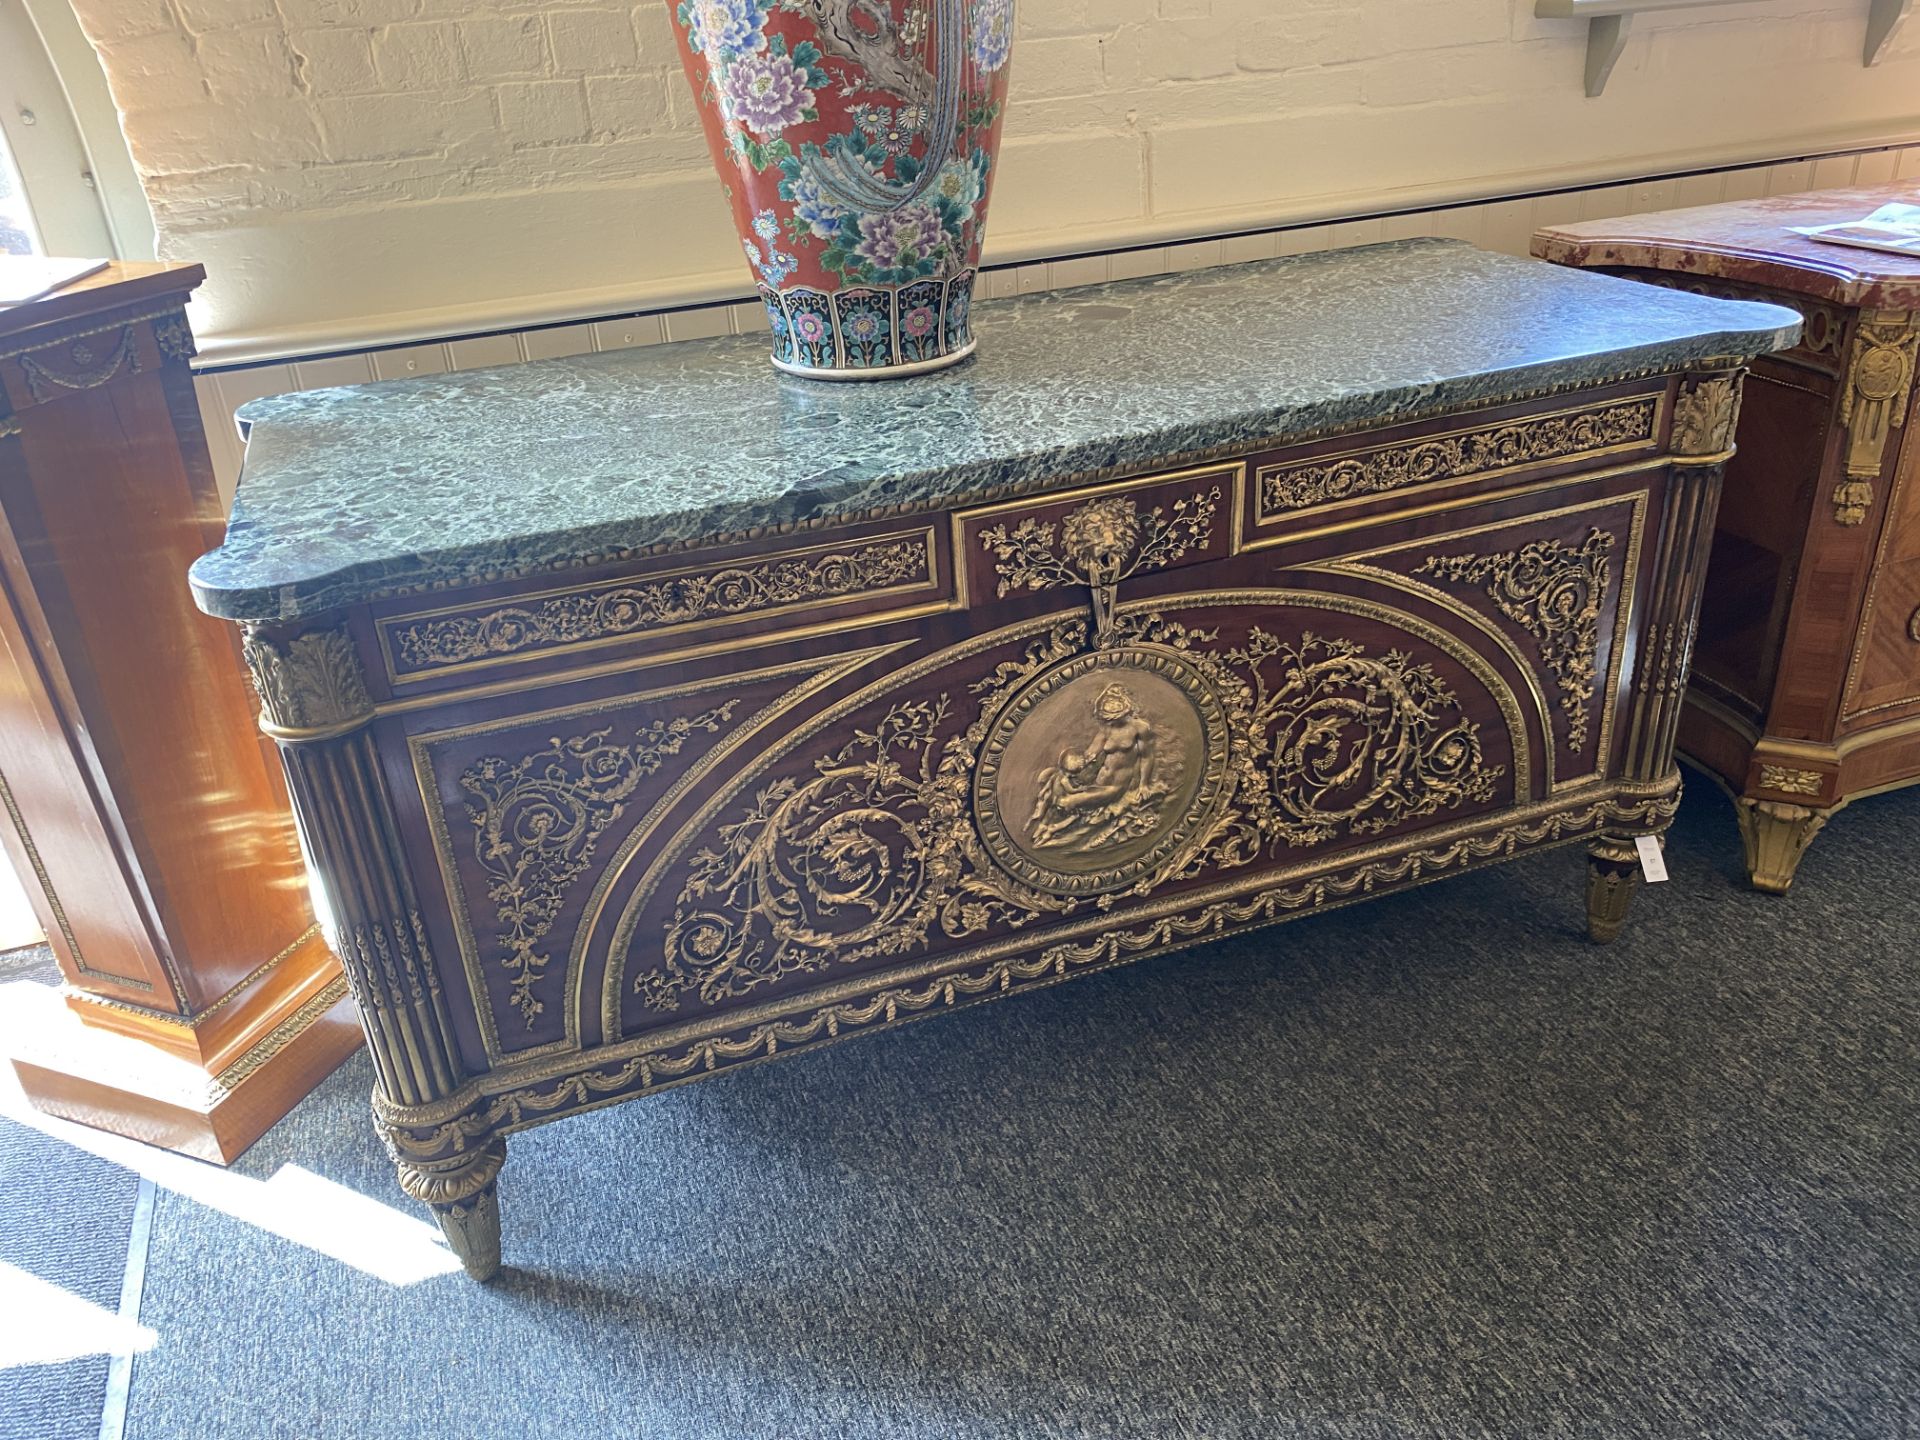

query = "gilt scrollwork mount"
459;704;739;1026
977;487;1220;644
1833;312;1918;525
1416;528;1615;751
387;531;937;676
1258;397;1659;514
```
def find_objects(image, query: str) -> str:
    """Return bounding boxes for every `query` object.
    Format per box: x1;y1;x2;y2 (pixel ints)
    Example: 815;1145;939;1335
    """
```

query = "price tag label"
1634;834;1668;883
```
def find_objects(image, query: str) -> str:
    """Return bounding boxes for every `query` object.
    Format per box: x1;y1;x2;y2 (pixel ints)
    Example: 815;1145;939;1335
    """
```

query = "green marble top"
190;239;1799;622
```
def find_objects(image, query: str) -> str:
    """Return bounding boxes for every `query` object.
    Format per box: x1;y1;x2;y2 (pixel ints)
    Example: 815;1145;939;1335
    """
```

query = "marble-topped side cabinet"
192;240;1798;1277
1538;186;1920;892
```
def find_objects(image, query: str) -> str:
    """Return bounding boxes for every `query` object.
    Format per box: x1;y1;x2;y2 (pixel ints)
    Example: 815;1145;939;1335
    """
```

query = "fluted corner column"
241;619;501;1278
1587;368;1743;941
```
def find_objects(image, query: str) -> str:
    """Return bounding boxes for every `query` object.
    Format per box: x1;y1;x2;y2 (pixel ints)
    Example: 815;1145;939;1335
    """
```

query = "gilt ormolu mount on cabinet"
190;239;1798;1277
1537;185;1920;893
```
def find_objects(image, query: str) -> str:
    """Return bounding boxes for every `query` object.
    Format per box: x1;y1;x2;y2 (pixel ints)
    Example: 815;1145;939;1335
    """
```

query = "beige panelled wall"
193;140;1920;498
69;0;1920;363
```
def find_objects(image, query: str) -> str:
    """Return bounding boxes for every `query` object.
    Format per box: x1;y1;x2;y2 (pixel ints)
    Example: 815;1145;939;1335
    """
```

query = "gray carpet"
0;1079;142;1439
21;780;1920;1437
0;942;58;984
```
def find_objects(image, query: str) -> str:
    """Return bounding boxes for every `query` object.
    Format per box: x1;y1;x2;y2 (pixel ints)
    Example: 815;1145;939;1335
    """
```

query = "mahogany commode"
189;240;1796;1277
1537;187;1920;891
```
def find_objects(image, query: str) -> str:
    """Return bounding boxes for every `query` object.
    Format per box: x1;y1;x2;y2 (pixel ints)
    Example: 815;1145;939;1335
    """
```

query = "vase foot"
771;338;978;382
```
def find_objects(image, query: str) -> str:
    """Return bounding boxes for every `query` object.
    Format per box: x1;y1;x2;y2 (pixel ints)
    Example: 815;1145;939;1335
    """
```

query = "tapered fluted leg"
1585;834;1643;943
398;1138;506;1281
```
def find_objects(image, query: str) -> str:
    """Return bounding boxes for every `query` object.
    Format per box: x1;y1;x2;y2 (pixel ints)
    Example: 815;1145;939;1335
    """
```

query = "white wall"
189;140;1920;498
70;0;1920;363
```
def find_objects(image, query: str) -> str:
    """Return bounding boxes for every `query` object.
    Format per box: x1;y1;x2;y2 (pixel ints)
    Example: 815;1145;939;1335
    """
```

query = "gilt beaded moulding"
668;0;1012;379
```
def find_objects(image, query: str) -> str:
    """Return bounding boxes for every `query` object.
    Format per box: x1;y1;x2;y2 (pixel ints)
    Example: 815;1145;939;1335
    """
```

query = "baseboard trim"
191;130;1920;374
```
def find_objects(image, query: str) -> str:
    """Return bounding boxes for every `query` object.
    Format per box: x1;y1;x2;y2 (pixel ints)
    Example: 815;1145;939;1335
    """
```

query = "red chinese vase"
666;0;1014;379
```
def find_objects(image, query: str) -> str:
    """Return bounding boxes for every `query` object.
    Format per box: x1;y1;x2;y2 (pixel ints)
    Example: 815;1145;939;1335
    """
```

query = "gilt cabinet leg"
397;1138;507;1281
243;619;493;1272
1585;835;1643;944
1736;798;1832;895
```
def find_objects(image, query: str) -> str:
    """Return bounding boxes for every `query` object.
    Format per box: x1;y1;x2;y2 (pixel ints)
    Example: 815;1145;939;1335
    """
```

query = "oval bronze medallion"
974;645;1231;896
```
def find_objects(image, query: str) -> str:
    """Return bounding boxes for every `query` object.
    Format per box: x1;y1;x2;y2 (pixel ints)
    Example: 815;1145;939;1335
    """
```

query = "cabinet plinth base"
5;960;361;1164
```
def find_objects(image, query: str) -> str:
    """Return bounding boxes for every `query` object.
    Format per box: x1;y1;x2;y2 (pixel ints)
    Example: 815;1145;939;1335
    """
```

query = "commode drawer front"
587;585;1530;1050
397;452;1664;1073
398;577;1536;1068
370;521;953;689
1243;384;1667;549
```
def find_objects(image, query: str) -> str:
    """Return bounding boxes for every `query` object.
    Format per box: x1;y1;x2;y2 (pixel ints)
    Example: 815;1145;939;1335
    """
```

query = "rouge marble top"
1533;184;1920;309
190;239;1799;622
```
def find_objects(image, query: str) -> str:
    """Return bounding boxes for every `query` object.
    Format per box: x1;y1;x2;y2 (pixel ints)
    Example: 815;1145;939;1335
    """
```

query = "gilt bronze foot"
397;1138;506;1281
1585;834;1645;944
1735;798;1834;895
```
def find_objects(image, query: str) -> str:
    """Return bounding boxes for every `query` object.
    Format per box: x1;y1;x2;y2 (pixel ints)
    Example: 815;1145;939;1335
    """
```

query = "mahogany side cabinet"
1538;186;1920;892
0;260;357;1161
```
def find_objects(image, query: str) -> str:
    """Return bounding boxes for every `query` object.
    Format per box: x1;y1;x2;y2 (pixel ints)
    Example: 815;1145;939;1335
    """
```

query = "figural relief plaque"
973;646;1232;896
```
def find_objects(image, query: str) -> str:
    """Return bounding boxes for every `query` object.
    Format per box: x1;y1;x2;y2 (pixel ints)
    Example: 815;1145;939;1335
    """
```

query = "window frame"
0;0;151;259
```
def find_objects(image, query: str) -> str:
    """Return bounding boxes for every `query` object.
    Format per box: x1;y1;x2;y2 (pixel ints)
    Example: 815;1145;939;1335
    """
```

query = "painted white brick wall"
190;141;1920;499
64;0;1920;355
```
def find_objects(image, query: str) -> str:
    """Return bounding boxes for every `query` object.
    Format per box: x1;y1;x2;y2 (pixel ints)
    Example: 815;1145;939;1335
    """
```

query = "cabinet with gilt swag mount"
192;240;1797;1277
1538;186;1920;893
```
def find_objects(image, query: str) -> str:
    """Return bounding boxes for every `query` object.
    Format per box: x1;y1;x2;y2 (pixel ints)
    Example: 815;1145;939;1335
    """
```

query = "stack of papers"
1795;201;1920;259
0;255;109;305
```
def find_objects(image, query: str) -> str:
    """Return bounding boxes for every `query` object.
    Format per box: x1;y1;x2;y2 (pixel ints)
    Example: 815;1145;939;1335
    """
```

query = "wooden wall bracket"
1866;0;1912;65
1534;0;1908;95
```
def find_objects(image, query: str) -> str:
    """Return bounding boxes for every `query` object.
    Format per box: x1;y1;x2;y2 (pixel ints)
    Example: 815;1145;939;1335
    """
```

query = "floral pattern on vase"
668;0;1013;379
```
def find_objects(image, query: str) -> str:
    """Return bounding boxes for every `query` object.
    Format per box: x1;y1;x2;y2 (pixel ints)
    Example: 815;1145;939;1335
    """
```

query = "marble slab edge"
191;311;1800;625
